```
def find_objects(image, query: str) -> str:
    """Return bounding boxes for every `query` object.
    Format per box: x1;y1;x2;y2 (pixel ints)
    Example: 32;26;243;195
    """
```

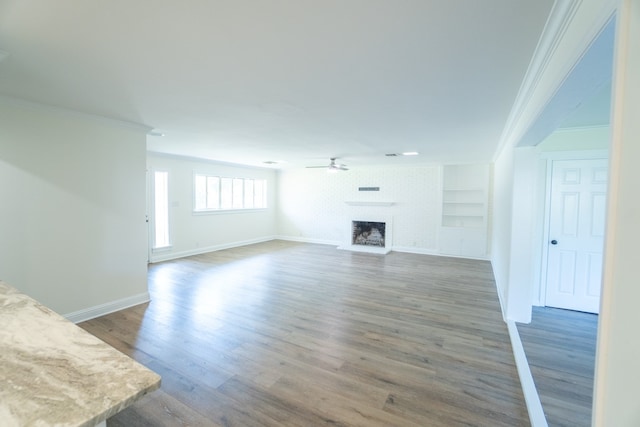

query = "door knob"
550;240;558;245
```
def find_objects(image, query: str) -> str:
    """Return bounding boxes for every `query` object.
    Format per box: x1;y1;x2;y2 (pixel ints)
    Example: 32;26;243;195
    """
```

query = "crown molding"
496;0;583;159
495;0;620;161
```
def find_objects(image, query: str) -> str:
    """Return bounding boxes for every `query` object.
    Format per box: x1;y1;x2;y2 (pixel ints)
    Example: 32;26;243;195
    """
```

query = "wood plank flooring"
79;241;529;426
517;307;597;427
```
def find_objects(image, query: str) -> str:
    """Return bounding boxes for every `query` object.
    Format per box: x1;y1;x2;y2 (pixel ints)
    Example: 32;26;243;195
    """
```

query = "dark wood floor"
517;307;598;427
80;241;529;426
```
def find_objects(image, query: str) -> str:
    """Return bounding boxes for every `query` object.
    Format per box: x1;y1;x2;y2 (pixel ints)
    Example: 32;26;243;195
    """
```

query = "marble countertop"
0;281;161;427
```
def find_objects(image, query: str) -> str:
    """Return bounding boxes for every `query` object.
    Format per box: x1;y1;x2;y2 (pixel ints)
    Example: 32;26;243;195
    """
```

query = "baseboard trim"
507;320;548;427
432;252;490;261
491;261;508;321
274;236;341;246
273;238;490;260
149;236;277;263
390;246;439;256
64;292;151;324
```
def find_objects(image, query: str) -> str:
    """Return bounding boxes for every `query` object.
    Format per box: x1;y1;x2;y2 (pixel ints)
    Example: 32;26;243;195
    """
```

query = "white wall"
278;166;441;253
505;147;540;323
490;143;514;309
0;100;148;317
593;1;640;424
147;153;278;262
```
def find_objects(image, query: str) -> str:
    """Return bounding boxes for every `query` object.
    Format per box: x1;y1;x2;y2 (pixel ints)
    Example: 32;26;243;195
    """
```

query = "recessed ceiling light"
386;152;419;157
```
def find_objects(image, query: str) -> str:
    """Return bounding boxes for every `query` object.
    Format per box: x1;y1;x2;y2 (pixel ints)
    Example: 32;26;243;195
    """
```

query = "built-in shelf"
443;189;485;204
442;215;485;228
345;201;395;206
439;164;489;257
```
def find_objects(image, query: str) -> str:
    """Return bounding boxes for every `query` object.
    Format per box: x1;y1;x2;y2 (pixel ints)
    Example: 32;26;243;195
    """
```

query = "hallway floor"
517;306;597;427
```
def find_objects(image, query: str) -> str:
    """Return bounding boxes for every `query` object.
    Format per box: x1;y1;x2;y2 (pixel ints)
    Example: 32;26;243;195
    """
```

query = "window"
153;171;170;248
220;178;232;209
232;178;244;209
244;179;254;209
195;174;267;211
195;175;220;209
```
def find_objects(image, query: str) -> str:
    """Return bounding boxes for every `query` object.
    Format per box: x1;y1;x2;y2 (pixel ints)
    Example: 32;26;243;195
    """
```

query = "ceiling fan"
305;157;349;172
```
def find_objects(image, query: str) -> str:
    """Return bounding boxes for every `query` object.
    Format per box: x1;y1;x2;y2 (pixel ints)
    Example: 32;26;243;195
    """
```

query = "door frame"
536;149;609;307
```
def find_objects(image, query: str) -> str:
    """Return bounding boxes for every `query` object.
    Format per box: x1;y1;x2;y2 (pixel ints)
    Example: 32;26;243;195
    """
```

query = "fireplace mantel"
344;201;394;206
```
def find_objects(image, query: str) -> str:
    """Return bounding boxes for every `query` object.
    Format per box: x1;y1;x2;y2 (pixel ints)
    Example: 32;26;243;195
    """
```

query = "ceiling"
0;1;560;169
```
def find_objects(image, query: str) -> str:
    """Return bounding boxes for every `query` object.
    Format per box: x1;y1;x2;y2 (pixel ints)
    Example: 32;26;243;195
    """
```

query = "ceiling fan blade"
306;157;348;170
334;162;348;170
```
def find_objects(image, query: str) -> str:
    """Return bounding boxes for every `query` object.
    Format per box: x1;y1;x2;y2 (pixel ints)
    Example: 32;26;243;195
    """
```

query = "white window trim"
192;207;268;215
193;171;267;213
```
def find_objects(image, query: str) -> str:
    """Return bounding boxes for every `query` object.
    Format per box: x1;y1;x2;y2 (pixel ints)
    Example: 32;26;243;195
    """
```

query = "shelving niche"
439;164;489;257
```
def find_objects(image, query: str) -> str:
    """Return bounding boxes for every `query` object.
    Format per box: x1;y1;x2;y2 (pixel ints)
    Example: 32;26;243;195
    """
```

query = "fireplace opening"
352;221;386;247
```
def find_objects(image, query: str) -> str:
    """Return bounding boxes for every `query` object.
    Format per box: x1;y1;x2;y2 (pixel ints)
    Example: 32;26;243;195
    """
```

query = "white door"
545;159;608;313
